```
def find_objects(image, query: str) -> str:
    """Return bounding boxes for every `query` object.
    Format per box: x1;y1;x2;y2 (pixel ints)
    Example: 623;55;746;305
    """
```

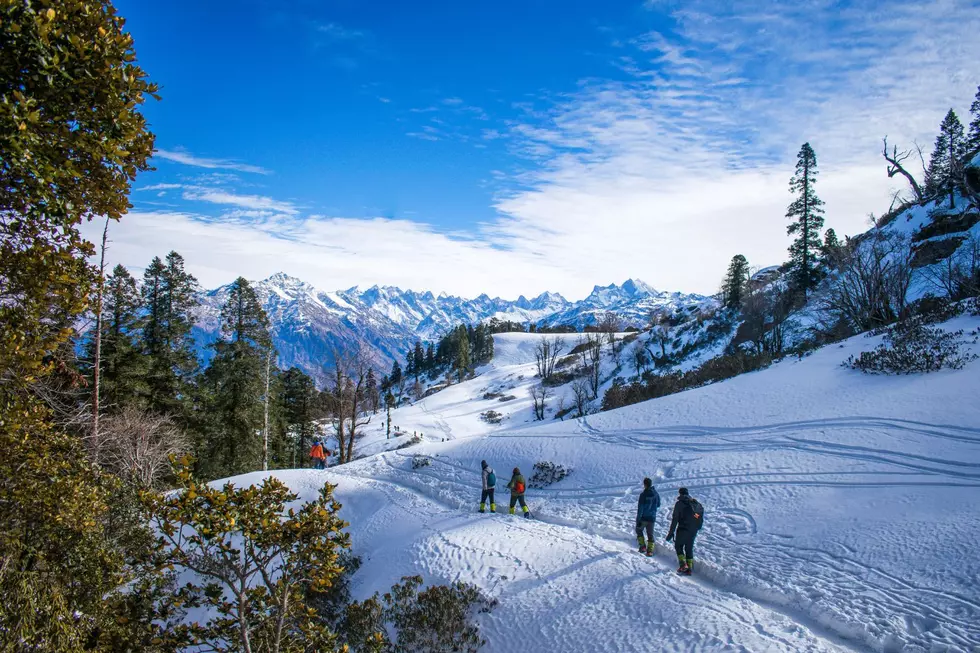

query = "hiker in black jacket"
666;487;700;575
635;477;660;556
479;460;496;513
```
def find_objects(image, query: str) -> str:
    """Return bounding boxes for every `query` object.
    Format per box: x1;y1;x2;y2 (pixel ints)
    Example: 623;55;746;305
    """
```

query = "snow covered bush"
480;410;503;424
412;455;432;469
845;321;977;374
529;461;571;488
396;434;423;450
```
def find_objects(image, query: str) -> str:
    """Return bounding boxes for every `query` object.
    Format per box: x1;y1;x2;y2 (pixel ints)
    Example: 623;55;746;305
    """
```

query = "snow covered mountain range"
192;273;710;381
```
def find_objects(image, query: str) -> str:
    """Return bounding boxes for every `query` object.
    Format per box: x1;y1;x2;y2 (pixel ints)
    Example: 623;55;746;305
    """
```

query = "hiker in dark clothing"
635;477;661;556
479;460;497;513
666;487;700;575
506;467;530;518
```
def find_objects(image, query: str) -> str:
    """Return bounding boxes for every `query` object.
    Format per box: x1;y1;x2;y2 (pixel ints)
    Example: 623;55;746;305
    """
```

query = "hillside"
227;322;980;653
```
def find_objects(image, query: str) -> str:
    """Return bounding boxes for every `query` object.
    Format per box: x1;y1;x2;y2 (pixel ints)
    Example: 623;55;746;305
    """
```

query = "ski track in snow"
251;325;980;652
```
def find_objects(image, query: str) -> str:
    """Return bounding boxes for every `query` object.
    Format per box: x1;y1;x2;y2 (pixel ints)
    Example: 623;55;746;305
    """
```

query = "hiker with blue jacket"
479;460;496;513
635;477;661;556
507;467;530;518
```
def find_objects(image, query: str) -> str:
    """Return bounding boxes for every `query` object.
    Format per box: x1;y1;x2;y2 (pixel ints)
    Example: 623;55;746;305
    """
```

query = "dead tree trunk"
91;218;110;462
883;137;924;203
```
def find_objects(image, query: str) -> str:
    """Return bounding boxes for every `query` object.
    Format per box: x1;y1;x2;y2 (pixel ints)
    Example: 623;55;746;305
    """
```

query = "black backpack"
690;499;704;531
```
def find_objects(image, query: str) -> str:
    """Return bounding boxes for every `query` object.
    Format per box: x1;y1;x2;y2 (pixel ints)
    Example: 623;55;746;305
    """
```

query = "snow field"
249;323;980;651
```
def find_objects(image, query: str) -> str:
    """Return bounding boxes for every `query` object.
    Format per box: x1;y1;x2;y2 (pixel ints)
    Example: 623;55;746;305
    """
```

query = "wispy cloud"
155;149;271;175
317;22;365;41
182;188;299;215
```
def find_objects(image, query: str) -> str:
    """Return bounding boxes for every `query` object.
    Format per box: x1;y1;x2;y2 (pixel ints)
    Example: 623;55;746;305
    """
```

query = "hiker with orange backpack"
506;467;531;518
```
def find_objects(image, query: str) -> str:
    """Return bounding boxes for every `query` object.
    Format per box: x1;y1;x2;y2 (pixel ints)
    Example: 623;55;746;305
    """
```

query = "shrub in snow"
412;455;432;469
480;410;503;425
482;391;502;400
529;461;571;488
845;320;977;374
396;434;423;450
497;394;517;402
341;575;496;653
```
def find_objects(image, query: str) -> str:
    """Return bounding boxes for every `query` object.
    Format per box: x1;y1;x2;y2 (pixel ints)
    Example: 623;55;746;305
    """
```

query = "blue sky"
99;0;980;298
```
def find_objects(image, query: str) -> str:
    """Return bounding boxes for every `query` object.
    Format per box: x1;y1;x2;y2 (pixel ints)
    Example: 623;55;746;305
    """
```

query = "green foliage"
143;458;352;653
141;252;200;416
339;576;494;653
721;254;749;309
925;109;967;209
969;85;980;153
845;319;977;374
279;366;320;467
0;0;158;648
786;142;826;294
200;278;274;478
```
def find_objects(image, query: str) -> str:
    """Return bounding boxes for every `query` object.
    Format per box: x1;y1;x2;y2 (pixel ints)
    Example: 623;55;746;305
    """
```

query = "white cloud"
155;149;270;175
317;22;365;41
181;189;299;215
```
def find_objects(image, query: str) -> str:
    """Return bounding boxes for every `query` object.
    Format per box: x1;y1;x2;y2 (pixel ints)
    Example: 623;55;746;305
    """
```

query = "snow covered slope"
225;318;980;652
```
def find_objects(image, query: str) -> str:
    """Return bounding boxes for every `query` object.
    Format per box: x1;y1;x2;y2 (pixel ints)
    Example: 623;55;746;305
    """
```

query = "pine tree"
201;277;273;478
454;326;471;382
405;348;416;382
426;342;435;371
389;360;403;390
821;228;843;269
413;341;425;379
925;109;967;209
141;251;199;415
968;85;980;153
721;254;749;309
365;367;380;414
278;367;318;467
97;265;147;411
786;142;826;294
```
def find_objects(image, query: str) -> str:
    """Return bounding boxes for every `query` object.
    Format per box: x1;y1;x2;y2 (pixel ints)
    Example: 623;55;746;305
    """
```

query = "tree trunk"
262;348;271;471
91;218;110;462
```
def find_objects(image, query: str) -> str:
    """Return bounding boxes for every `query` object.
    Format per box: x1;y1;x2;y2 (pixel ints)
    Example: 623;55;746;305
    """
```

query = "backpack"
514;479;525;494
690;499;704;531
487;471;496;487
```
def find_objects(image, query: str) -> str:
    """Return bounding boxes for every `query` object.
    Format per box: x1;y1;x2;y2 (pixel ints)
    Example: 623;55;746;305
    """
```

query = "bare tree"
529;384;549;420
740;286;794;355
533;336;565;381
100;407;189;488
571;379;591;418
585;334;602;396
344;357;373;464
555;393;567;421
632;345;650;378
823;230;914;330
597;312;620;352
882;137;924;203
921;233;980;299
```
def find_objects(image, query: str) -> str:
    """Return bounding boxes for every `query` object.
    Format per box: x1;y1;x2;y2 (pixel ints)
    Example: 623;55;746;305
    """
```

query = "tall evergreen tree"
425;342;435;371
786;142;826;294
365;367;380;414
96;265;146;411
413;341;425;379
201;277;273;478
721;254;750;309
389;359;403;390
141;251;199;414
278;367;318;467
404;347;416;381
968;85;980;153
454;326;471;382
925;109;967;209
821;228;843;269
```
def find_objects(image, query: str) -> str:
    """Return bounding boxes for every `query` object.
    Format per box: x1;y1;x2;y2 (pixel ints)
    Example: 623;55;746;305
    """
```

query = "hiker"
310;440;326;470
635;477;661;556
666;487;703;575
479;460;497;513
506;467;530;518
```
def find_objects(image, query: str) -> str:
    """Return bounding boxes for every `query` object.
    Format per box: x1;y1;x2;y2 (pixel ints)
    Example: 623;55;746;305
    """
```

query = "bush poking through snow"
396;434;423;450
480;410;503;425
340;575;496;653
412;455;432;469
845;320;977;374
529;461;571;488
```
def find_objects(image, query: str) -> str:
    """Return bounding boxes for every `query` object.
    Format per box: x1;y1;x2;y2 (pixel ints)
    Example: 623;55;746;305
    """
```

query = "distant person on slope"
479;460;497;513
636;477;661;556
507;467;530;518
666;487;704;575
310;440;326;470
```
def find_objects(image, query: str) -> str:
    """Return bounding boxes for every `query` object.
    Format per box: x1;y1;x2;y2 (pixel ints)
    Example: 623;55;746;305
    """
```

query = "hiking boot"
638;544;647;554
680;566;692;576
645;548;654;558
677;563;689;574
524;511;531;519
